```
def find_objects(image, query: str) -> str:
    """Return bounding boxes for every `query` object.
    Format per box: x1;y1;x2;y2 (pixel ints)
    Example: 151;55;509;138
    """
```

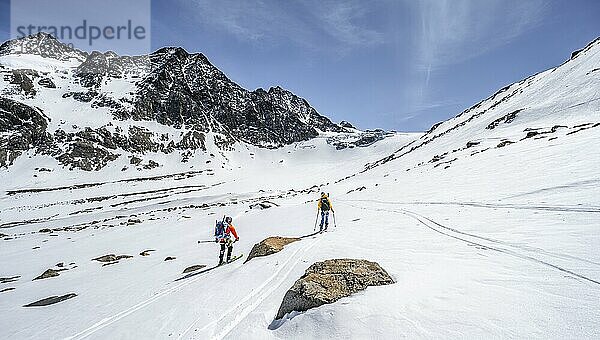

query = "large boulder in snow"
245;237;300;263
275;259;394;319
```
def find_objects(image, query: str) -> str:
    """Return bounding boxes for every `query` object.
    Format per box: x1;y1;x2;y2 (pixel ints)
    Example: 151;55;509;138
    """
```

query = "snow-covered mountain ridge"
351;37;600;182
0;32;365;173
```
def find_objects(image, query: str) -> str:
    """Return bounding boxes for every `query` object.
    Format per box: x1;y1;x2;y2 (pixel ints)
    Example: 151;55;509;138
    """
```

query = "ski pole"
198;240;215;244
313;209;319;231
333;211;337;228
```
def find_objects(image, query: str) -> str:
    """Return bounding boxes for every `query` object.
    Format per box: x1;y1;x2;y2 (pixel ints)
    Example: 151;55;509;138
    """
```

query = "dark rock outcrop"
23;293;77;307
339;120;355;129
57;140;119;171
486;109;523;129
183;264;207;273
33;268;66;281
75;51;149;88
126;218;141;225
10;69;38;96
466;141;480;148
0;276;20;284
497;140;514;148
38;77;56;88
139;249;155;256
248;201;279;210
0;97;51;168
327;129;392;150
246;237;301;263
92;254;133;263
275;259;394;319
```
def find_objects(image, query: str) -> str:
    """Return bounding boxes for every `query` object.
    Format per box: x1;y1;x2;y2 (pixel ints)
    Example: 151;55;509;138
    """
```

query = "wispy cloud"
394;99;462;122
178;0;383;53
316;1;383;48
415;0;547;71
410;0;547;111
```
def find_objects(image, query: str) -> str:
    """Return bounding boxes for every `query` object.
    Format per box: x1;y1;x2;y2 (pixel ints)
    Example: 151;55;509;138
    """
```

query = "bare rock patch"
0;276;20;284
249;201;279;210
93;254;133;266
246;237;300;263
139;249;156;256
183;264;207;273
33;268;67;281
23;293;77;307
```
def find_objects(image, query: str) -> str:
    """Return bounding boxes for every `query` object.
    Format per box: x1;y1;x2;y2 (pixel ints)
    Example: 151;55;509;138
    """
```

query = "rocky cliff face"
0;97;52;168
0;33;349;171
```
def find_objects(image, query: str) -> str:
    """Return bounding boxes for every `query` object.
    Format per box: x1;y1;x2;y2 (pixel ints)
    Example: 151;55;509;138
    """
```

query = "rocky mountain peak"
76;50;150;87
0;32;89;62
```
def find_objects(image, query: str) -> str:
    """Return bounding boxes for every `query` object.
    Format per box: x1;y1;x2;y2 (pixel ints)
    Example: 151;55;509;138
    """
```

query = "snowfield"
1;38;600;339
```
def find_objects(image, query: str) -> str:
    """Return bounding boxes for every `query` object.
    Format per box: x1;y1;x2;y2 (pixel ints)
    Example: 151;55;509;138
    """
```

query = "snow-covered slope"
0;37;599;339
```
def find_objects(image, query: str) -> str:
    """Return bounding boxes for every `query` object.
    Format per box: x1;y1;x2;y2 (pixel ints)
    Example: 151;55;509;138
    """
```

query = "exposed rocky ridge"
275;259;394;319
0;33;355;171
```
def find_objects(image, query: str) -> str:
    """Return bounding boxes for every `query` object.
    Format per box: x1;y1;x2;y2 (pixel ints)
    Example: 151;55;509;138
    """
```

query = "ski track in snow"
180;238;321;340
65;260;242;339
341;198;600;214
64;234;319;340
339;201;600;287
503;179;600;200
342;199;600;267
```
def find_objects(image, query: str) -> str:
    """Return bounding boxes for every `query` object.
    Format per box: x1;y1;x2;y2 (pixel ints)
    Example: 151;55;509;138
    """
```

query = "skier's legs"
219;242;225;264
320;210;325;228
324;211;329;227
226;239;233;261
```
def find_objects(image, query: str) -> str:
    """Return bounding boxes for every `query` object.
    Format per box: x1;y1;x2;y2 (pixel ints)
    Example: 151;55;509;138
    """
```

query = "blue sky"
1;1;599;131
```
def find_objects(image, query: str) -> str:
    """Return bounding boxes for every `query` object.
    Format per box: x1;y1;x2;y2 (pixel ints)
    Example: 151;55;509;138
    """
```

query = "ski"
300;231;321;239
222;254;244;265
174;253;244;282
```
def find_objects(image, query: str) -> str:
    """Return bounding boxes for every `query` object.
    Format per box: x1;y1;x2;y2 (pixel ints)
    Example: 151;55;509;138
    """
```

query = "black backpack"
320;197;330;211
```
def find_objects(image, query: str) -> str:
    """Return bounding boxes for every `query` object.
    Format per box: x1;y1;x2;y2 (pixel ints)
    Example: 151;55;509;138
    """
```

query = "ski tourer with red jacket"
214;216;239;265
